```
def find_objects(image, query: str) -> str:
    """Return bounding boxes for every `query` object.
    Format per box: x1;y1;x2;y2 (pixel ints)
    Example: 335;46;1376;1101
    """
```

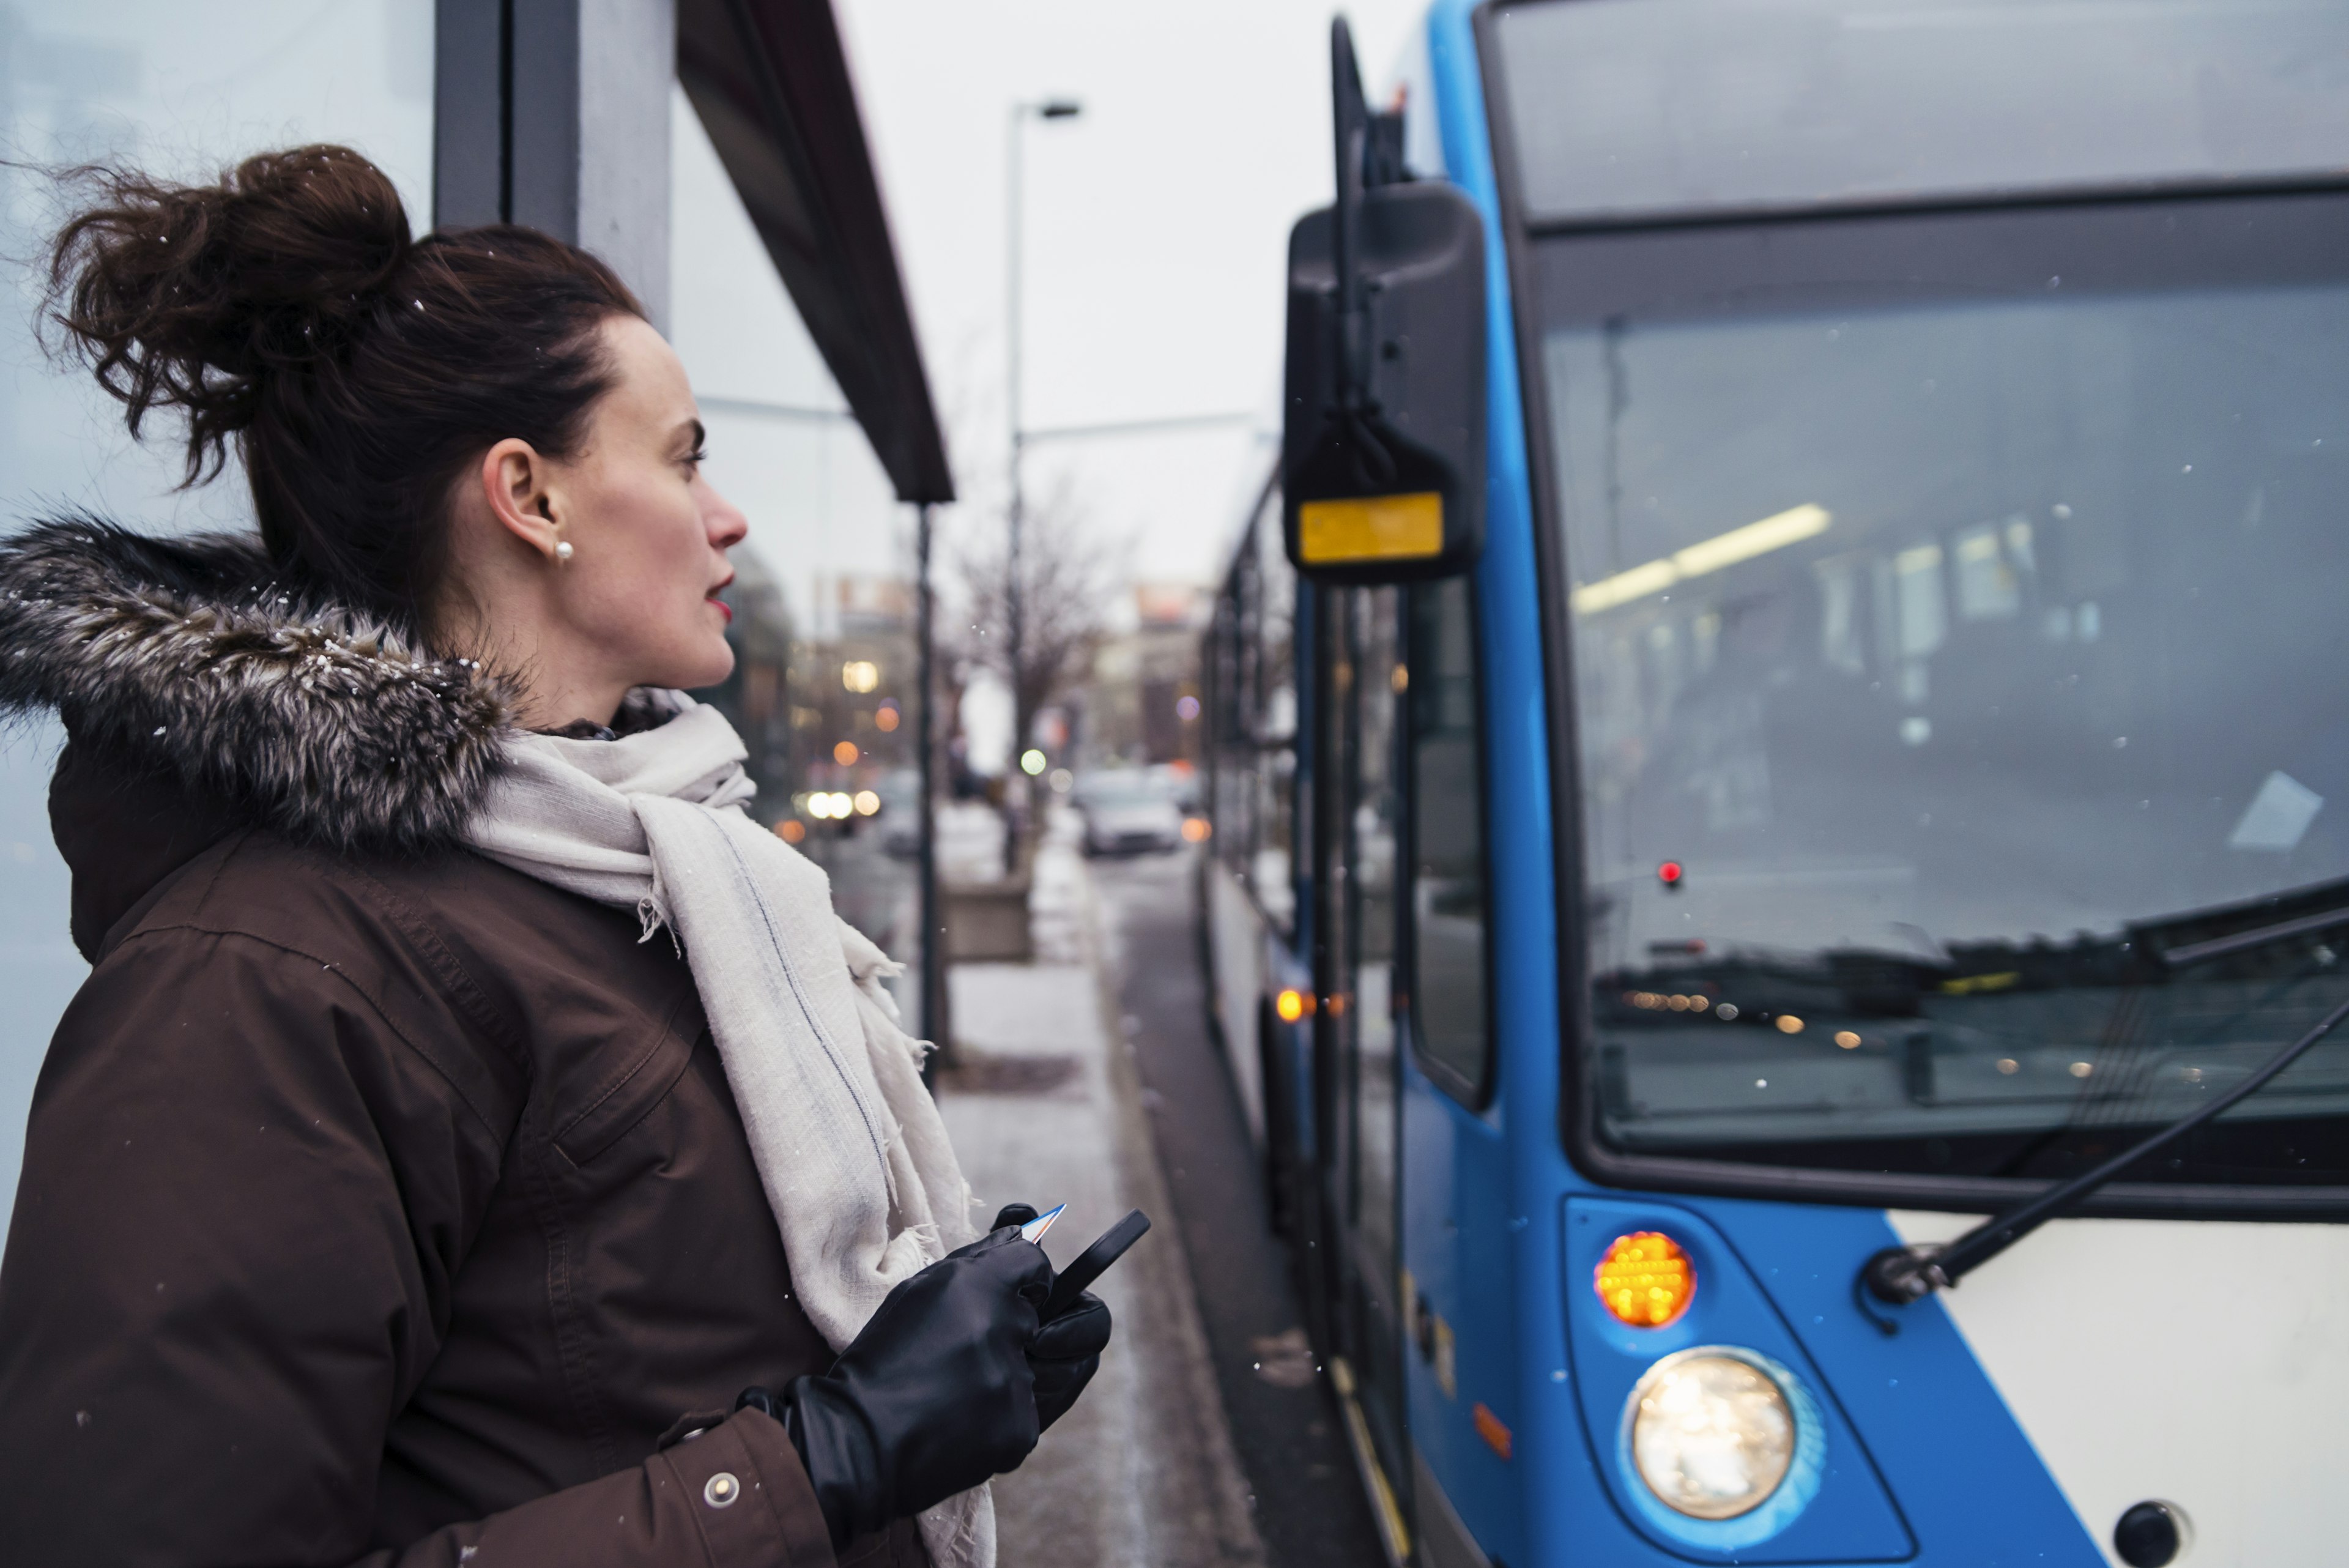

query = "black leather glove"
1031;1288;1111;1430
741;1227;1052;1547
990;1203;1112;1432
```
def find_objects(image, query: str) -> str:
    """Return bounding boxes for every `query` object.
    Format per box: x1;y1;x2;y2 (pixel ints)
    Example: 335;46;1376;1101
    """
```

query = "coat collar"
0;517;513;855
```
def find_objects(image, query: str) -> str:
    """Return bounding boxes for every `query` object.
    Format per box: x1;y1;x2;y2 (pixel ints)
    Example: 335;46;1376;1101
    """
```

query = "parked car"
877;768;922;858
1148;761;1201;815
1073;770;1184;856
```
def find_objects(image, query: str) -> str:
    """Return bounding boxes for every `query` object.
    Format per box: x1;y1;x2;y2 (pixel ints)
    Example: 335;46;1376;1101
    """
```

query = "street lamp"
1005;95;1081;866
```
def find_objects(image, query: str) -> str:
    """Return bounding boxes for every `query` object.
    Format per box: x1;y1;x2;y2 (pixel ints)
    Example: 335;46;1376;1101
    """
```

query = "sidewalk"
933;817;1267;1567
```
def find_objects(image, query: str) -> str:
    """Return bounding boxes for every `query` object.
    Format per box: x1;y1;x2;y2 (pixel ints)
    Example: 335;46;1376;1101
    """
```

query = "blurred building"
716;573;921;803
1081;582;1211;768
0;0;952;1238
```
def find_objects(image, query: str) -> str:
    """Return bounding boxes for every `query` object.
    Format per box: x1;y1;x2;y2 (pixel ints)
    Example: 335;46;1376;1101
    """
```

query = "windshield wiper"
1859;991;2349;1315
2156;901;2349;968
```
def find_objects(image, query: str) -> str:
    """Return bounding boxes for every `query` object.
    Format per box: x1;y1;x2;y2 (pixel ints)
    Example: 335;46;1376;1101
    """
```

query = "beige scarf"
464;690;990;1567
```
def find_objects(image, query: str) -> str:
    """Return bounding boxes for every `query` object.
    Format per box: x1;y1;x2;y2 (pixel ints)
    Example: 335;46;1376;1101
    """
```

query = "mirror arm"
1329;18;1370;417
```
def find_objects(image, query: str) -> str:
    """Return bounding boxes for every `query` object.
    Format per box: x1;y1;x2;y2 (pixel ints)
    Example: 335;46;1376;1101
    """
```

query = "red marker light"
1658;860;1685;888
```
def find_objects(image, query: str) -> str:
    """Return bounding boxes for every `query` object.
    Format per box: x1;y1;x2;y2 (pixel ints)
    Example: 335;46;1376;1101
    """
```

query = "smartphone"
1042;1208;1151;1318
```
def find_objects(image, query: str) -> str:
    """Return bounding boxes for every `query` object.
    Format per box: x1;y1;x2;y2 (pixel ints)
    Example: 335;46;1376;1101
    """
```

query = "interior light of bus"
1595;1232;1695;1328
1834;1030;1861;1049
1571;503;1831;615
1658;860;1685;887
1776;1015;1805;1035
1275;988;1316;1023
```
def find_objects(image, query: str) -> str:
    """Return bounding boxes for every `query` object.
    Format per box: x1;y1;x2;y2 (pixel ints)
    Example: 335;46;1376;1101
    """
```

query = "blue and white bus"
1200;4;2349;1566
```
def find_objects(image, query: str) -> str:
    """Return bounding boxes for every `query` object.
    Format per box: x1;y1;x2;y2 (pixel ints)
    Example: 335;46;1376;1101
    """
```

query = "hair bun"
48;144;414;477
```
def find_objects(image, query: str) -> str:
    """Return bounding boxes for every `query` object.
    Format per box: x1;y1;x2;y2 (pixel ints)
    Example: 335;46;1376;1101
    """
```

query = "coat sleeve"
0;926;837;1568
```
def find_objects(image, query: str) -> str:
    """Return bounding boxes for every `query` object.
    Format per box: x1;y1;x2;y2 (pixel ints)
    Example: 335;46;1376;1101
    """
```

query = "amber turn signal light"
1595;1231;1695;1328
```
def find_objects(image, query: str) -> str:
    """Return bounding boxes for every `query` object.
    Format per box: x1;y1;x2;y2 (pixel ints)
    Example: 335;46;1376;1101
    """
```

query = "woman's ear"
479;437;564;561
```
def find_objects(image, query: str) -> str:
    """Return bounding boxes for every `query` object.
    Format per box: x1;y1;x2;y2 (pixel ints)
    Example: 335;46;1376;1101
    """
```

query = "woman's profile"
0;144;1107;1567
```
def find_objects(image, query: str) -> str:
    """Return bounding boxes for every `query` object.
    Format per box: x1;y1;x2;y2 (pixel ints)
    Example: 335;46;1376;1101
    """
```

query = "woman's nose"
706;485;750;548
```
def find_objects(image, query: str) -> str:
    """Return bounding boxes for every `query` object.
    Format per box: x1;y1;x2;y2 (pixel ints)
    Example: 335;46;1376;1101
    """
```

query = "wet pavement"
1088;844;1389;1568
936;816;1264;1566
932;806;1381;1567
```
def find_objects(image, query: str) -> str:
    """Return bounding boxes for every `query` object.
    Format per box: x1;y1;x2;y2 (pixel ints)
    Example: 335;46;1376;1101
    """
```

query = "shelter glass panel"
0;0;437;1247
669;89;927;1026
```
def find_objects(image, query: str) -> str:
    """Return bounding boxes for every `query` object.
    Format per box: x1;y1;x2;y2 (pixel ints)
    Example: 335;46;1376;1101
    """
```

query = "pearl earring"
555;540;574;563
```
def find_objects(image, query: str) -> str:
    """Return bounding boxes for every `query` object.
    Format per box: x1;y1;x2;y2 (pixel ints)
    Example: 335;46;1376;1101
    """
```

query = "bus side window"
1207;488;1300;934
1255;507;1299;931
1408;576;1491;1104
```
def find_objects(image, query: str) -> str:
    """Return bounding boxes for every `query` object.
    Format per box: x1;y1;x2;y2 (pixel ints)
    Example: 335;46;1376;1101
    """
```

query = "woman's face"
536;314;749;699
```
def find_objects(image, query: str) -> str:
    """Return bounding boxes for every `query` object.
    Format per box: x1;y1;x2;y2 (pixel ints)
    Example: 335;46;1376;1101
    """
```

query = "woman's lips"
708;593;733;623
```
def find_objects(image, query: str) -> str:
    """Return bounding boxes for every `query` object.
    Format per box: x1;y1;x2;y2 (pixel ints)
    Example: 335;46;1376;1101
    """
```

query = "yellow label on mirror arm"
1299;492;1444;563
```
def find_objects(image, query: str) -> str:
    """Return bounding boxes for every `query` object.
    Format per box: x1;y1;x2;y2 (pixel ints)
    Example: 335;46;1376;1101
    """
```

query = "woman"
0;145;1108;1567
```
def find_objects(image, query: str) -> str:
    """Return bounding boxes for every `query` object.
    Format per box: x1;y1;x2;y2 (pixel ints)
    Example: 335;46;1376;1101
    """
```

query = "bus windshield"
1535;195;2349;1188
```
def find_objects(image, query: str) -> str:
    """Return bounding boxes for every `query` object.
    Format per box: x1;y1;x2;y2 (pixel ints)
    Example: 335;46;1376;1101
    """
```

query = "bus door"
1315;582;1412;1515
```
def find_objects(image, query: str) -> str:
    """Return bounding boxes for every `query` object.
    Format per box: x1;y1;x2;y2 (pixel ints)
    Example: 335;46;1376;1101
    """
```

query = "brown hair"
46;144;642;633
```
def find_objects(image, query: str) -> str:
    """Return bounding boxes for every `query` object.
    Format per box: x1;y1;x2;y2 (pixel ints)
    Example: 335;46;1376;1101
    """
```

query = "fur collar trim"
0;518;513;853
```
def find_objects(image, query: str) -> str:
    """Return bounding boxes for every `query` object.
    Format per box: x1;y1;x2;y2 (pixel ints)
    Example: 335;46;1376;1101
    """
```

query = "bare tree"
948;474;1118;871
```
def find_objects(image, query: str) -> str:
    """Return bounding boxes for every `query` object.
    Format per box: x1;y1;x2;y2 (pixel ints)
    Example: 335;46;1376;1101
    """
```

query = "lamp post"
1005;95;1080;869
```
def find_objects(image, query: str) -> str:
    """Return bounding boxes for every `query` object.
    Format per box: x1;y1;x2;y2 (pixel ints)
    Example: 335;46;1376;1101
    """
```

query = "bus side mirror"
1282;18;1486;586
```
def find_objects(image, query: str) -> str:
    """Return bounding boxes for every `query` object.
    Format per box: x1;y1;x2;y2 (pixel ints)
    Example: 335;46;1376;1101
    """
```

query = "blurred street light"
1007;97;1085;707
1006;95;1084;870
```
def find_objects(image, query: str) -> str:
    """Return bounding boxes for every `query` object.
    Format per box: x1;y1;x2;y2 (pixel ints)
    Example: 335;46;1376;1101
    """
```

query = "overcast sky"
833;0;1428;589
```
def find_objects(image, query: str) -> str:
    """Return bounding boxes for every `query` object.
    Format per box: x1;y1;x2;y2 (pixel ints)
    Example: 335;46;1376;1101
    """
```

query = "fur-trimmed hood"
0;517;513;855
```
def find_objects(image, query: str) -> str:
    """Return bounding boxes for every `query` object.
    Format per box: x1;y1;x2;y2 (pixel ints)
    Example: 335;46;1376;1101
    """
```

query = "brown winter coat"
0;520;927;1566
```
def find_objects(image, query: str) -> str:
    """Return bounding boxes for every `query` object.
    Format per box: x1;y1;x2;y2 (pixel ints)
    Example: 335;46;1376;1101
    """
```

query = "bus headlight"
1627;1350;1796;1520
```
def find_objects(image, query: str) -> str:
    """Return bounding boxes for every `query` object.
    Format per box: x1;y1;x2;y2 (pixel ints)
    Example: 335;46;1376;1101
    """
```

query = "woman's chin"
678;640;737;693
611;630;735;697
